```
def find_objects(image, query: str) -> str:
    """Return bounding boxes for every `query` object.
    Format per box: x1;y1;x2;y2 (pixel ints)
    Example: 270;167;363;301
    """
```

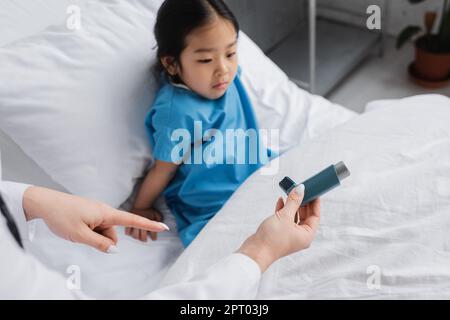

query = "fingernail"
159;222;170;231
107;245;119;254
294;184;305;195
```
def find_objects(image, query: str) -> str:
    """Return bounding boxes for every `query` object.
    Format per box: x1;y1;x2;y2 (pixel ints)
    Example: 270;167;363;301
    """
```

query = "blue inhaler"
279;161;350;207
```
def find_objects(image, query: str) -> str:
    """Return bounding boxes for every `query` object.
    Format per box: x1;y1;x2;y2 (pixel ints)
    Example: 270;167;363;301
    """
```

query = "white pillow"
0;0;91;190
0;0;90;47
0;0;354;207
0;0;164;206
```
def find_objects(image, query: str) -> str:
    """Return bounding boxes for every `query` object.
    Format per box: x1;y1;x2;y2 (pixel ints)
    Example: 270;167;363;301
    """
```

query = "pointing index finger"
109;209;169;232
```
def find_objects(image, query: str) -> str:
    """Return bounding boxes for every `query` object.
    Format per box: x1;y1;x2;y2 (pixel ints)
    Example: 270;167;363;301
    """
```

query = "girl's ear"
161;56;178;76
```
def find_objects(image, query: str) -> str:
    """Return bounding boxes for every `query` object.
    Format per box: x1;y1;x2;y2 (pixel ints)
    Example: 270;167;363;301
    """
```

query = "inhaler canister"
279;161;350;207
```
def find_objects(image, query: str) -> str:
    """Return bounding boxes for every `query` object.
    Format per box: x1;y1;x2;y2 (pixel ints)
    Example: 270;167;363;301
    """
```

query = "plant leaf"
396;26;423;49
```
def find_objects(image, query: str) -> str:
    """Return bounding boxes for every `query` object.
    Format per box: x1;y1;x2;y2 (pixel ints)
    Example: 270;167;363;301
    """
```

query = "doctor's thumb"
284;184;305;219
80;228;118;254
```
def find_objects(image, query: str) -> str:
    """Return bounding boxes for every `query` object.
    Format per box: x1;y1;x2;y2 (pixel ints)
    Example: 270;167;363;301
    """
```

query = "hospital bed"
1;0;449;299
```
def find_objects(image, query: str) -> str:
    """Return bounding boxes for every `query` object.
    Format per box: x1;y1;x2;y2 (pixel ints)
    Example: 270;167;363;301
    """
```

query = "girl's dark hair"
153;0;239;83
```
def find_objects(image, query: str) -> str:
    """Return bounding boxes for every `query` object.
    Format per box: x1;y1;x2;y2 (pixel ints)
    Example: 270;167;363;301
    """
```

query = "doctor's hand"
22;186;170;253
238;184;321;272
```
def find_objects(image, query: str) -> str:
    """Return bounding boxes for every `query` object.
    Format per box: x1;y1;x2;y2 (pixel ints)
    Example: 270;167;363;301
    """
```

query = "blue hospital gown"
145;66;276;246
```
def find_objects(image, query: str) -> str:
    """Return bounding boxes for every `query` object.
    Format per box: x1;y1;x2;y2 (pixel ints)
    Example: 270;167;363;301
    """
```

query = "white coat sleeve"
0;181;31;240
144;253;262;300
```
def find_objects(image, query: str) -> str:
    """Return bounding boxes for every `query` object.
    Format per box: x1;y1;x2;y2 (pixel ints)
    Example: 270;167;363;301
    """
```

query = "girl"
125;0;276;247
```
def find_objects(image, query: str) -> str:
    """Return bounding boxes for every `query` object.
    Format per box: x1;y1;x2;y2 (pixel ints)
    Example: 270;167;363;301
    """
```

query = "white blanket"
159;94;450;299
23;95;354;299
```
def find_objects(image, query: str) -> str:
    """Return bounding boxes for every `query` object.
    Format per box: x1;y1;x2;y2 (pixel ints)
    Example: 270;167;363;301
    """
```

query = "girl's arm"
133;160;179;210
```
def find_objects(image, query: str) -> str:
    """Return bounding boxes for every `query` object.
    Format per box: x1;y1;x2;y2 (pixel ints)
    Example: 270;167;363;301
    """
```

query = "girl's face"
164;17;238;100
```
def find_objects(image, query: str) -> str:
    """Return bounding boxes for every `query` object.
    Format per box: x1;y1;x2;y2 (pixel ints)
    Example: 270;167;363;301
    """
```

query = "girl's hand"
125;207;166;242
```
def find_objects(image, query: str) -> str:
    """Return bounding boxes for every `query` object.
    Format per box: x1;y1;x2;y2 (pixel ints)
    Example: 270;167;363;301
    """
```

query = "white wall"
318;0;445;36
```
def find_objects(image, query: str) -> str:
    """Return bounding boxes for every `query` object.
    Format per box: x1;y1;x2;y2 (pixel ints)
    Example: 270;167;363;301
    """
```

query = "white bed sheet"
1;0;358;299
159;94;450;299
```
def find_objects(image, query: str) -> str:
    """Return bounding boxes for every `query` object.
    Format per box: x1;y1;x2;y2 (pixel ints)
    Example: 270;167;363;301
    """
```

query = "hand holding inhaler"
238;185;321;272
279;161;350;206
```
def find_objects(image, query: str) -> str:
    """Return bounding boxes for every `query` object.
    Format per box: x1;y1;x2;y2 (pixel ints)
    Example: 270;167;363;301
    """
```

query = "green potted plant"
397;0;450;85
